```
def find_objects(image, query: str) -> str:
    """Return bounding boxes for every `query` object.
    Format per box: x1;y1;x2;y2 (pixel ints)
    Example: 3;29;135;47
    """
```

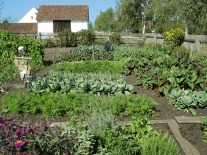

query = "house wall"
37;20;88;36
71;21;88;32
37;21;53;34
18;8;38;23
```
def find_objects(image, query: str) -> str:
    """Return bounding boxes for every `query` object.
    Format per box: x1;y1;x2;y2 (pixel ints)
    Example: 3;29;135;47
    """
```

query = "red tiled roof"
0;23;37;34
36;5;89;21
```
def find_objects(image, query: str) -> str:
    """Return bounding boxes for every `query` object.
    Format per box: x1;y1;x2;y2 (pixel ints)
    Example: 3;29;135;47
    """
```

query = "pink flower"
22;127;28;133
0;119;5;124
15;128;22;137
14;140;25;147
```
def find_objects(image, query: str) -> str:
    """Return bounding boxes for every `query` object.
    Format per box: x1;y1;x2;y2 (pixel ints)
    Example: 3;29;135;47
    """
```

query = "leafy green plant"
109;32;122;45
112;45;141;61
43;37;58;48
129;43;207;97
28;72;133;95
201;117;207;143
56;45;114;63
77;29;96;45
57;29;77;47
0;92;156;120
169;89;207;115
140;132;180;155
171;46;191;59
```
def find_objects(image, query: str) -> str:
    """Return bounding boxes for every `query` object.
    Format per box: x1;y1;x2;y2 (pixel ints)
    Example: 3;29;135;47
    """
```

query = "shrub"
163;28;185;47
109;32;122;45
43;37;57;48
84;110;119;136
0;29;44;81
57;29;77;47
77;29;96;45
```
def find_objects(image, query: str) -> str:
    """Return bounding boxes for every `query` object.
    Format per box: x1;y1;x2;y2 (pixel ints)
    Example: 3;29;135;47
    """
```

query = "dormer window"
31;16;33;19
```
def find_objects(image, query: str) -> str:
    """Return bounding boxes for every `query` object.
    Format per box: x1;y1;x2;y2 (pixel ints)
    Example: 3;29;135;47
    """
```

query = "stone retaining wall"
13;57;31;80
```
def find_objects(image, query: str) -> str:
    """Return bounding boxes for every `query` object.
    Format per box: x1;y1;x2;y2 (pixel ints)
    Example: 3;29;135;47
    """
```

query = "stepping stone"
175;116;205;124
167;119;200;155
148;119;167;124
50;122;66;127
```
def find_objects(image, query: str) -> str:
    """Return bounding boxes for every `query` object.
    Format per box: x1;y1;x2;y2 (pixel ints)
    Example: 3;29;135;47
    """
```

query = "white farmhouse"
36;5;89;34
18;7;38;23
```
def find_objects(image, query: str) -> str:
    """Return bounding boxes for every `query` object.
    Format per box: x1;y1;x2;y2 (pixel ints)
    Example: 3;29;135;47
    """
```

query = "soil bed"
179;123;206;155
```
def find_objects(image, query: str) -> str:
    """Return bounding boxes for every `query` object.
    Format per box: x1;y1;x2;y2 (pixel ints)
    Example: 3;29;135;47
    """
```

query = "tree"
149;0;207;34
94;7;118;32
88;21;93;30
148;0;184;33
179;0;207;34
115;0;144;33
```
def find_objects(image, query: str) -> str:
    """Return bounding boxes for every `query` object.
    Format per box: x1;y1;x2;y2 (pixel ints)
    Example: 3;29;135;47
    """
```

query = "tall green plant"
57;29;77;47
77;29;96;45
141;133;180;155
109;32;122;45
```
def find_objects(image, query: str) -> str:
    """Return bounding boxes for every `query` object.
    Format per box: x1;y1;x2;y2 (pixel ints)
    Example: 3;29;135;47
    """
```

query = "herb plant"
52;60;124;74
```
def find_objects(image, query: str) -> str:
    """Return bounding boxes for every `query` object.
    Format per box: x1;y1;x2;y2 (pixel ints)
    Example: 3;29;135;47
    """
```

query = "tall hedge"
0;29;44;81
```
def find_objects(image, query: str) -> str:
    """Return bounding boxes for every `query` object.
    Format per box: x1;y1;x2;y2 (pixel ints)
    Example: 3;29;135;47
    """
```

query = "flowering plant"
163;28;185;47
0;114;97;154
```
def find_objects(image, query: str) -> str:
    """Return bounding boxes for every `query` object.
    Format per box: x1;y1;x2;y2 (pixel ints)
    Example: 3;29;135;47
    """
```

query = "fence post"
195;36;201;53
38;33;42;40
154;33;157;44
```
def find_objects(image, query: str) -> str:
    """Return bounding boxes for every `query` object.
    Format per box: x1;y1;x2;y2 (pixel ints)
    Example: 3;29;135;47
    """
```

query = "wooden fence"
145;33;207;53
15;32;207;52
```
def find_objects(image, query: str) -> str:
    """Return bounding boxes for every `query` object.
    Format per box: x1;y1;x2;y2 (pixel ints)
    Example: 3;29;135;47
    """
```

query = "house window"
53;20;71;33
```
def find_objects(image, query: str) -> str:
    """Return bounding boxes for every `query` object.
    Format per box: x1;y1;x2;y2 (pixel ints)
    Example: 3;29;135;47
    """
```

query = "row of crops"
47;44;207;115
2;43;207;116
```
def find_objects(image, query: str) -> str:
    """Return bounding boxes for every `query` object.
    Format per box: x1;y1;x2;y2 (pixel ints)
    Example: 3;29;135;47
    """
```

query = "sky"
0;0;117;25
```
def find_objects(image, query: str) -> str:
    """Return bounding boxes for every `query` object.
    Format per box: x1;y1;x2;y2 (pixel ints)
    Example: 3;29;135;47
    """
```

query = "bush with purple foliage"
0;114;97;155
